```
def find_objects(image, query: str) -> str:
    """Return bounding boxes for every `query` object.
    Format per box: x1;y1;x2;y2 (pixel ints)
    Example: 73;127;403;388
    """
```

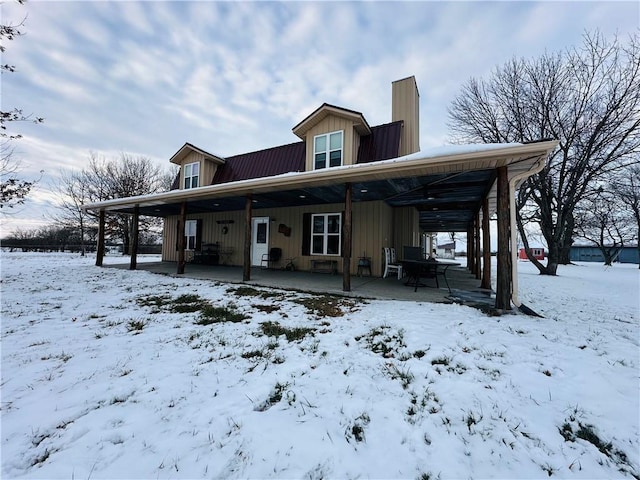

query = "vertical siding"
304;116;358;171
392;77;420;156
161;200;400;276
392;206;420;258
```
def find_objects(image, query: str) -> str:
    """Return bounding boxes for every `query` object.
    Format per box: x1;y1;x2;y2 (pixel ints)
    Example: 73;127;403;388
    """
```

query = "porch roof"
83;140;558;232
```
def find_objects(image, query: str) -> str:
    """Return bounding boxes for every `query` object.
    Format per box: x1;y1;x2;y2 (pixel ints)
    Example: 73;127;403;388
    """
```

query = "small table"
402;260;460;293
357;257;371;277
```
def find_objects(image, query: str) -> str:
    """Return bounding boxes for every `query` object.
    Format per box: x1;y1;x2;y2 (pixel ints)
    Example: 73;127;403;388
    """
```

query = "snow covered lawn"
1;252;638;479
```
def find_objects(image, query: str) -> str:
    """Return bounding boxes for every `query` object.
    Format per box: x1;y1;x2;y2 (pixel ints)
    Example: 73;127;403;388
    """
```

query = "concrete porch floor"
105;258;496;307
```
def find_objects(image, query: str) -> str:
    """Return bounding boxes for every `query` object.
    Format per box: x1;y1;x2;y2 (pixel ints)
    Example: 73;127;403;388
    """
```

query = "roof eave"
83;141;558;213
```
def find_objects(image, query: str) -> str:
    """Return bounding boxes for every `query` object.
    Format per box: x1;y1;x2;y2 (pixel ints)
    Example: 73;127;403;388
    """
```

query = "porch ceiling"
113;169;496;233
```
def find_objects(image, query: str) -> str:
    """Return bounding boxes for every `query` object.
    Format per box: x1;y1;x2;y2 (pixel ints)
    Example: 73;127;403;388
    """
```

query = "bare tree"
0;0;44;212
53;170;95;255
616;163;640;268
574;186;635;265
61;152;170;254
448;31;640;275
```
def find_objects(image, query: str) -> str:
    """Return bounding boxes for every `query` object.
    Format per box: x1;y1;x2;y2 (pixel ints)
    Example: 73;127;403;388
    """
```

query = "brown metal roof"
357;121;403;163
210;122;403;185
212;141;305;184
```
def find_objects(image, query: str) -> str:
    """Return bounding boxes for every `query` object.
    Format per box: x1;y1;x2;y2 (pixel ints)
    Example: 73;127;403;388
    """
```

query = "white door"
251;217;270;266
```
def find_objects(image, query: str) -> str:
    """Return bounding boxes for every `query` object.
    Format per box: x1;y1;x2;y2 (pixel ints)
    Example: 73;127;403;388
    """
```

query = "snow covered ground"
1;251;638;479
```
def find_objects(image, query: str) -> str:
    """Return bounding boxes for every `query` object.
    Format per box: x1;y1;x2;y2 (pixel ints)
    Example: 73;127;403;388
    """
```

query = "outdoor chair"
261;247;282;269
382;247;403;279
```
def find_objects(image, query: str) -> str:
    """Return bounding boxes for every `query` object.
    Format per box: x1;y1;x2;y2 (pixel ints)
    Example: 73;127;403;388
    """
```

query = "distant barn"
569;245;639;264
518;247;545;260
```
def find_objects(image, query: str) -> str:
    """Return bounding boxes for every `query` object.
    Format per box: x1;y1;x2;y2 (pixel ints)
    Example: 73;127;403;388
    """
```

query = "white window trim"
185;219;197;250
311;212;341;256
313;130;343;170
183;162;200;189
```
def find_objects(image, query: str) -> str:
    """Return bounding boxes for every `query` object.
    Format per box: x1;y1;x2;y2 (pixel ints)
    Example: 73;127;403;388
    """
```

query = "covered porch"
104;258;495;308
85;141;558;311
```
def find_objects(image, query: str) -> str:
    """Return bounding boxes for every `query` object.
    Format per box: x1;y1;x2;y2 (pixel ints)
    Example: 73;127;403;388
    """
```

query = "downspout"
509;158;546;311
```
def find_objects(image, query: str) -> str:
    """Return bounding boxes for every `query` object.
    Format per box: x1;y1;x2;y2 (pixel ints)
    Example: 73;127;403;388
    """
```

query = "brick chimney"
392;76;420;156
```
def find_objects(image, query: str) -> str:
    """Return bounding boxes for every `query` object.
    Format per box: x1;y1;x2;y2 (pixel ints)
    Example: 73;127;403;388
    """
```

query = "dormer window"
184;162;200;189
314;131;343;169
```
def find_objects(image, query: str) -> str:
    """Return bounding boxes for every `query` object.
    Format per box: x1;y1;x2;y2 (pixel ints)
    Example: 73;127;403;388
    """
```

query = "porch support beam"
343;183;352;292
243;195;252;282
467;224;474;272
495;166;512;310
129;206;139;270
481;197;491;290
96;210;105;267
474;210;481;280
177;201;187;274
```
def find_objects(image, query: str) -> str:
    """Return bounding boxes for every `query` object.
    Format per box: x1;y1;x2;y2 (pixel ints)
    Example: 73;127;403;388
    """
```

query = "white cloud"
2;0;638;232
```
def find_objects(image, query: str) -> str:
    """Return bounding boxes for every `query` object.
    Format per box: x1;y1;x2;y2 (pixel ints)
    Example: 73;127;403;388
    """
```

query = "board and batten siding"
161;200;417;277
304;116;361;171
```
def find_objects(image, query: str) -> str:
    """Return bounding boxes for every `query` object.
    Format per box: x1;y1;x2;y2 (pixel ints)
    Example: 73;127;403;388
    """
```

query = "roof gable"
169;142;226;165
292;103;372;139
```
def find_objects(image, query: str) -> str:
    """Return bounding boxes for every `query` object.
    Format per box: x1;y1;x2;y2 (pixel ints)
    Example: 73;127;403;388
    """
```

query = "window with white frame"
313;131;343;170
311;213;341;255
183;162;200;189
185;220;197;250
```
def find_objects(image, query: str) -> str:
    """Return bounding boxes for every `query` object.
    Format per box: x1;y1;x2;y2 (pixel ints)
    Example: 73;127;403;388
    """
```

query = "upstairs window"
311;213;341;256
183;162;200;189
314;131;343;169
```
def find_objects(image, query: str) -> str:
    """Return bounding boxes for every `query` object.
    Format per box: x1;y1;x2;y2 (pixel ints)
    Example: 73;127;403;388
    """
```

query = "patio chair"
382;247;403;279
261;247;282;269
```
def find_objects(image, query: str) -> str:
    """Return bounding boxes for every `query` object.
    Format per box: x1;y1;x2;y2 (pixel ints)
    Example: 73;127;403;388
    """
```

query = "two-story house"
85;76;557;309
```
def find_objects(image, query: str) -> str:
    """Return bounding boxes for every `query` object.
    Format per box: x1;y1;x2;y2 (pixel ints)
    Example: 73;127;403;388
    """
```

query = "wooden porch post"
96;210;105;267
343;183;352;292
474;211;481;280
129;206;139;270
495;166;512;310
177;201;186;274
467;225;474;272
481;197;492;290
243;195;252;282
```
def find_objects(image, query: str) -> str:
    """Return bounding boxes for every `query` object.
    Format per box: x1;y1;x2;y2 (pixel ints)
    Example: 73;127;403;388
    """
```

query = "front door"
251;217;269;266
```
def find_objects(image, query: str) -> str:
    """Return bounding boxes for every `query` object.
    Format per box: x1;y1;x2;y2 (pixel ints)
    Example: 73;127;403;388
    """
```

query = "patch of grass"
228;286;262;297
294;295;362;318
252;304;280;314
138;293;213;314
260;321;315;342
413;350;427;359
560;422;613;456
345;413;370;444
358;325;406;359
465;410;483;432
431;356;451;366
385;363;414;389
196;304;248;325
126;319;146;332
241;349;265;359
254;382;293;411
136;294;172;309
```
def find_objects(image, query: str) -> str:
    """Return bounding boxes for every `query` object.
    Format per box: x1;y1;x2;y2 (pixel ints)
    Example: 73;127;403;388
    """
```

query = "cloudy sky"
1;0;638;233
